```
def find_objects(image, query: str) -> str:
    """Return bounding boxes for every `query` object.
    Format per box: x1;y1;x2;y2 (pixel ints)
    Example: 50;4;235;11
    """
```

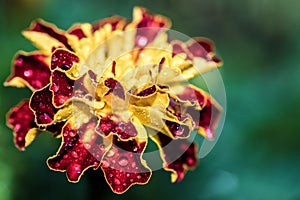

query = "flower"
5;7;222;194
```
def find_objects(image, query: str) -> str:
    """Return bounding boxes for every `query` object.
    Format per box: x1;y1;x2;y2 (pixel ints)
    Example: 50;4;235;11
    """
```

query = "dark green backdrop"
0;0;300;199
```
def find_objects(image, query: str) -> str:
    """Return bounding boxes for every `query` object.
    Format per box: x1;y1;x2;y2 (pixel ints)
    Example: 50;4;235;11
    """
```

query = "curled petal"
5;52;51;90
7;100;40;150
22;19;73;51
174;85;222;139
101;136;151;194
47;117;110;182
30;85;58;125
150;132;198;183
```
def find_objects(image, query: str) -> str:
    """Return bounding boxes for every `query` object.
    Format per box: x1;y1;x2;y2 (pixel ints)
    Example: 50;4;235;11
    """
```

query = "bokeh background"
1;0;300;199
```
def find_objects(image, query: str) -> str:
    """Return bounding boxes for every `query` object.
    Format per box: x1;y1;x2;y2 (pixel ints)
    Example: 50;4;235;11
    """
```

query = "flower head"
5;7;222;194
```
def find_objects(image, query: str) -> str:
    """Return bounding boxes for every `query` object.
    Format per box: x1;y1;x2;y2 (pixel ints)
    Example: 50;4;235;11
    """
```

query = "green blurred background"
1;0;300;199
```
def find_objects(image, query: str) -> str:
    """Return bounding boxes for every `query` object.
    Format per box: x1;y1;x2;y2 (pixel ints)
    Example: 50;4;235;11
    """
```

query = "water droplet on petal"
24;69;33;77
114;178;121;185
14;124;21;132
52;83;59;92
54;163;60;168
118;157;129;167
137;175;141;179
133;147;138;152
17;136;23;142
106;149;115;157
63;154;69;159
101;160;109;168
126;173;130;178
71;151;78;158
52;55;58;62
69;130;77;137
131;162;136;168
109;173;113;178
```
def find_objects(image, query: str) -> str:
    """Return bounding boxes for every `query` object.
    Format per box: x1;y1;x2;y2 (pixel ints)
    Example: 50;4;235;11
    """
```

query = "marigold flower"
5;7;223;194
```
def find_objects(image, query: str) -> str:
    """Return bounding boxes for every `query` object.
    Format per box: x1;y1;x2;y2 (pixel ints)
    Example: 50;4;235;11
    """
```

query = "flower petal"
128;7;170;48
5;52;51;90
30;85;58;125
47;117;110;182
101;136;151;194
174;85;222;139
51;49;80;71
22;19;73;51
150;132;198;183
96;115;139;140
7;100;40;150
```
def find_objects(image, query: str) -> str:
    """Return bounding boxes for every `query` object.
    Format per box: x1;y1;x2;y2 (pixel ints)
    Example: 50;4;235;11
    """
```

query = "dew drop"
137;36;148;47
99;144;105;151
14;124;21;132
106;149;115;157
71;151;78;158
126;173;130;178
52;55;58;62
84;143;91;150
17;136;23;142
15;58;23;66
51;83;59;92
109;173;113;178
63;154;69;159
69;130;77;137
39;125;46;131
186;157;195;166
123;183;127;187
39;113;52;124
60;64;71;70
132;147;138;152
131;162;136;168
54;163;60;168
24;69;33;77
118;157;129;167
137;175;141;179
114;178;121;185
101;160;109;168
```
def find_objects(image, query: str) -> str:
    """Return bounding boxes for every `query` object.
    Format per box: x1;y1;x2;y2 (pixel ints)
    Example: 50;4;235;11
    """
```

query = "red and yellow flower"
5;7;222;194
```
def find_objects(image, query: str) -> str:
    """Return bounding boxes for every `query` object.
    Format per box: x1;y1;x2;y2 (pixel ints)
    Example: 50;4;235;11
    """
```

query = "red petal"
152;132;198;183
101;136;151;194
68;26;87;39
28;19;73;50
30;85;58;125
50;70;93;107
51;49;80;70
171;41;186;57
104;78;125;100
134;7;170;47
50;70;74;107
5;53;51;90
47;117;108;182
187;38;214;58
92;16;126;32
7;100;38;150
96;115;138;140
176;86;222;139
